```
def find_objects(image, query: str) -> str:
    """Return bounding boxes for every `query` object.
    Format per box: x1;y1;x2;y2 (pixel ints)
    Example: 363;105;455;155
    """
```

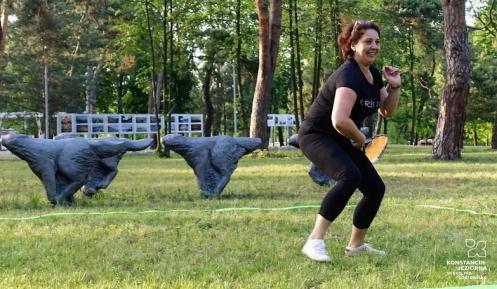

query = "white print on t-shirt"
360;99;381;109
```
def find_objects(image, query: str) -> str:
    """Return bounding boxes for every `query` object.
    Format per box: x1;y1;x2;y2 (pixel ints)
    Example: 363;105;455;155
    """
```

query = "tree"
329;0;341;68
379;0;443;145
250;0;282;148
292;0;304;121
469;0;497;36
287;0;299;129
432;0;470;159
311;0;323;104
0;0;11;56
468;0;497;148
467;27;497;147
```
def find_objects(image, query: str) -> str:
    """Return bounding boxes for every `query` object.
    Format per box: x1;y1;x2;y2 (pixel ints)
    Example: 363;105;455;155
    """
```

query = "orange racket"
364;134;388;163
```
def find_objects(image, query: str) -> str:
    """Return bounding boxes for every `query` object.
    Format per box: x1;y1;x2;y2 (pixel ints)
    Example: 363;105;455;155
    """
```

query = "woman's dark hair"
338;20;381;60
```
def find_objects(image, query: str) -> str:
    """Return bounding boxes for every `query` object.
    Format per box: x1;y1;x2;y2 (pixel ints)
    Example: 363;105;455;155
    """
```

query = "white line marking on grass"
0;205;323;221
418;284;497;289
0;204;495;221
417;205;497;217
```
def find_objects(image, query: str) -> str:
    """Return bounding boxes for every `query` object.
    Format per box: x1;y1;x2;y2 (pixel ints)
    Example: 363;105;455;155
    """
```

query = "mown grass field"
0;145;496;289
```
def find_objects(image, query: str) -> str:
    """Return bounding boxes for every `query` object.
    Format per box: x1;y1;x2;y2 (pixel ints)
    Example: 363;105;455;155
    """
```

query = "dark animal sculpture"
162;134;261;197
1;133;152;205
289;127;377;186
288;134;335;186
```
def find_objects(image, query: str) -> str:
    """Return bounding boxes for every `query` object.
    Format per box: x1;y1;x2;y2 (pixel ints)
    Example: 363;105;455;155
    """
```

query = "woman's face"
352;29;380;66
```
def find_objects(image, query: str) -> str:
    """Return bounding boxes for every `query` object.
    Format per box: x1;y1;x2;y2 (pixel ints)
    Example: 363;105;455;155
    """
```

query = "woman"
299;20;401;262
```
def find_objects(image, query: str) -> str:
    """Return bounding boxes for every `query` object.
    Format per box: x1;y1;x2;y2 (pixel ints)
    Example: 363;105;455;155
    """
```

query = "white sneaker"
345;243;386;257
302;239;332;262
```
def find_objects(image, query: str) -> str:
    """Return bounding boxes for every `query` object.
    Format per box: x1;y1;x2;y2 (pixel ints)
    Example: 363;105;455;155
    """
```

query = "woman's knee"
368;178;385;200
338;167;362;187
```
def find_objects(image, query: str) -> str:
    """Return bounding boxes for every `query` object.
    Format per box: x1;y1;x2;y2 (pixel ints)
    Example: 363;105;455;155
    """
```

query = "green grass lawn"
0;145;496;289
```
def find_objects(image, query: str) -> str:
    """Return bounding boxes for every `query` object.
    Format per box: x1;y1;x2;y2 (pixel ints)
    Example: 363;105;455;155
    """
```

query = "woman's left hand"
383;66;401;88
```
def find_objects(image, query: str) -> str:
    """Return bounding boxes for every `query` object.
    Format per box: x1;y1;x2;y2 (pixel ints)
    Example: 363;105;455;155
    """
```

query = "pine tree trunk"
162;0;171;152
155;70;164;111
235;0;245;136
145;0;161;151
147;82;155;114
0;0;9;56
68;5;87;78
432;0;470;160
311;0;323;103
293;0;304;121
117;74;124;113
162;0;174;158
0;0;3;54
492;113;497;149
203;62;214;137
218;65;226;136
277;126;284;146
84;64;102;114
250;0;282;148
145;0;157;111
162;0;169;112
330;0;342;68
0;0;9;115
287;0;299;130
408;27;417;146
85;66;95;114
473;123;478;146
168;0;174;114
223;91;227;136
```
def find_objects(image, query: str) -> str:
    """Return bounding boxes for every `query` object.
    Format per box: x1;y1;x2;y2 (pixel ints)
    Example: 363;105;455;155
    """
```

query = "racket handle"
360;127;370;136
350;127;371;148
351;138;373;148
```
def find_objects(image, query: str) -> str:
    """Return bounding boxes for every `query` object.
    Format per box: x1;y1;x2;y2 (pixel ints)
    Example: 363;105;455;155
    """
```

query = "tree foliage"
0;0;494;153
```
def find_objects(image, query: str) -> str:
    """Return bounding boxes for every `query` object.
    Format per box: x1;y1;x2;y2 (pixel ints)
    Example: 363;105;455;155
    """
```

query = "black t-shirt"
300;58;383;142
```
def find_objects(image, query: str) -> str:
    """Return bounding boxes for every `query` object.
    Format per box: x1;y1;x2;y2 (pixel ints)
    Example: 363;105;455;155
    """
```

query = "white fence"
169;114;203;137
56;113;204;138
267;114;296;127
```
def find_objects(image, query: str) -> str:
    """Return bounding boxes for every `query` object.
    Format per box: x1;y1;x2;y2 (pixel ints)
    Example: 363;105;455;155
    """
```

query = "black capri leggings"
299;132;385;229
